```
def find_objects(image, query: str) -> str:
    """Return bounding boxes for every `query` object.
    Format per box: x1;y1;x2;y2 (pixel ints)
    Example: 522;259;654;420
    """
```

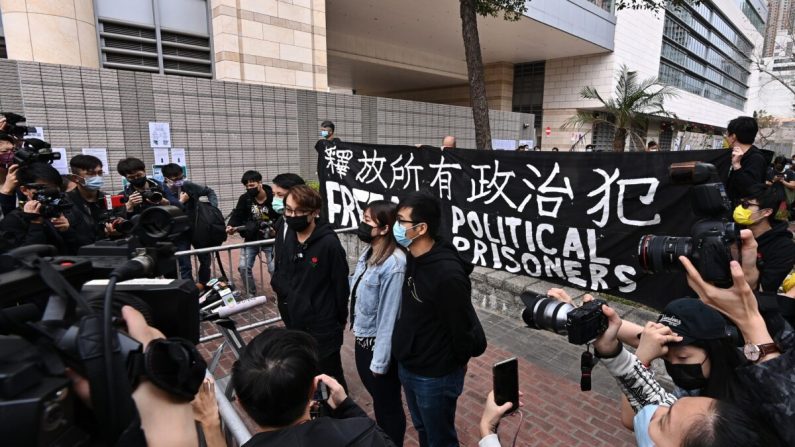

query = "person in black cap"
635;298;745;400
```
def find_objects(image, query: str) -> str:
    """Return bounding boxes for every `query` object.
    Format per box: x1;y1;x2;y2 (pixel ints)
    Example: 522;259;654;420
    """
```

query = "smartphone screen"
493;357;518;414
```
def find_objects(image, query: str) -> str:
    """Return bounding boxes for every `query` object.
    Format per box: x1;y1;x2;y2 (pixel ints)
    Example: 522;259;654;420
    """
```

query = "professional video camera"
234;220;275;238
520;292;608;345
638;162;740;287
13;138;60;166
140;188;164;204
0;206;203;446
2;112;37;141
31;188;73;219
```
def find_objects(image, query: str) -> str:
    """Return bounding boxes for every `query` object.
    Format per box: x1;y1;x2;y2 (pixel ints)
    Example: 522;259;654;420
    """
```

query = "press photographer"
65;154;126;248
117;157;181;217
0;162;77;254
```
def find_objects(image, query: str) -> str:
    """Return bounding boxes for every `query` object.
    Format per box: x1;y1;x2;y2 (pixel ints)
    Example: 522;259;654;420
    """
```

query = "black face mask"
130;177;147;188
246;187;260;198
664;360;708;391
356;221;376;243
286;215;311;232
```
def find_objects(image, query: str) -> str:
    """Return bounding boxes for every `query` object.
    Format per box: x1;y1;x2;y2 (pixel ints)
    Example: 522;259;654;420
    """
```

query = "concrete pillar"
0;0;99;68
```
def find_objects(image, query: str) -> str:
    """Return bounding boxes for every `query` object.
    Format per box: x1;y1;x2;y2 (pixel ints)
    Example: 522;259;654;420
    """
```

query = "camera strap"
127;337;206;401
580;344;597;392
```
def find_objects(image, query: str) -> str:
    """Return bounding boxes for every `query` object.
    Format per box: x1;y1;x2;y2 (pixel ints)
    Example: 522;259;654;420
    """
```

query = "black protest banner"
316;142;731;309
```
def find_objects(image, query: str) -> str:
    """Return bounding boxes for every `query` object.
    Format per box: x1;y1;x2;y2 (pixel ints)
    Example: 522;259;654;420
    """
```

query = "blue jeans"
175;237;193;282
398;364;465;447
238;245;273;296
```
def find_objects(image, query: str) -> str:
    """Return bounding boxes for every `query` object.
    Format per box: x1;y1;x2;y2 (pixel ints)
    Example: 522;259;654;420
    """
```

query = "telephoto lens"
520;292;574;335
637;235;692;273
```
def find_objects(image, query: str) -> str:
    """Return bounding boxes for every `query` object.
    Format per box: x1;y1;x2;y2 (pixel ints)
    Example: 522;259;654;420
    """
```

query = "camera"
32;189;73;219
13;138;60;166
0;206;201;445
2;112;37;141
520;293;608;345
141;189;164;204
638;162;740;287
234;220;275;238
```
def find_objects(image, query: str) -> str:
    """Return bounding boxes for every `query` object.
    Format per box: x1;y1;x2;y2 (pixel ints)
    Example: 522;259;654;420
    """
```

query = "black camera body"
141;189;164;204
520;293;608;345
566;299;608;345
13;139;59;166
33;191;73;219
638;162;739;287
2;112;37;141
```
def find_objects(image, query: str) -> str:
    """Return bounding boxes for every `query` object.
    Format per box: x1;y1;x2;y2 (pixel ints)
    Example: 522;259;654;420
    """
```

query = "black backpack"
188;201;227;248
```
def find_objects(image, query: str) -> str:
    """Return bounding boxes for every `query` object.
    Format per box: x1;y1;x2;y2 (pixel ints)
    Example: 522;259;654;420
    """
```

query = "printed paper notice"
82;148;108;174
148;122;171;148
491;139;517;151
518;139;534;148
24;127;45;140
52;148;68;175
153;148;170;166
170;148;186;166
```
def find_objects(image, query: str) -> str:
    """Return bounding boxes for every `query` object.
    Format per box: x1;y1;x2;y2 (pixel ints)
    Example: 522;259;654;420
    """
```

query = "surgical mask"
286;215;310;232
272;197;284;214
356;221;376;244
170;179;185;188
130;177;147;188
393;222;417;248
664;360;708;391
246;187;260;198
320;130;330;138
633;404;659;447
84;176;104;191
0;150;14;167
732;205;756;226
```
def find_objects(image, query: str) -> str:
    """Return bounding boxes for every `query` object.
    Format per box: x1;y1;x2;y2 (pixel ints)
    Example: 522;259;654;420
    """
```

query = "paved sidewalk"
196;285;637;446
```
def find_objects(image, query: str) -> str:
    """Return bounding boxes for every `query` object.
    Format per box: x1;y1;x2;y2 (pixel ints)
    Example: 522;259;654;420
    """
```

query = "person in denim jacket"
350;200;406;446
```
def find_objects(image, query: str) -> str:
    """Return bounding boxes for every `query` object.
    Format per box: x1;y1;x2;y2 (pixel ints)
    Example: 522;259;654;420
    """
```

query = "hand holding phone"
493;357;519;414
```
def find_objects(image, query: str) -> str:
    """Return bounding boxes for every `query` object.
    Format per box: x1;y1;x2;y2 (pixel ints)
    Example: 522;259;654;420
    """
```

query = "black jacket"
392;239;477;377
726;145;767;204
174;181;218;208
756;220;795;292
242;398;395;447
0;208;78;254
270;219;349;357
65;189;124;248
227;186;277;242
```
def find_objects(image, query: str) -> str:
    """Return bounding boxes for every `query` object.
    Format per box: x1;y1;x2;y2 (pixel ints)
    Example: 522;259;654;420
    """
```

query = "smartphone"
493;357;519;414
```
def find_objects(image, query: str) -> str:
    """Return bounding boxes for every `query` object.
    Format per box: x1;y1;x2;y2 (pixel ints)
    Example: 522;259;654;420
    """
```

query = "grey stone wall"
0;59;533;215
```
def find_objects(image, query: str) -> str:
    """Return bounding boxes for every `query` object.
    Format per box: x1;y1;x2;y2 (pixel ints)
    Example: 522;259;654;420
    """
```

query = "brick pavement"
194;239;637;447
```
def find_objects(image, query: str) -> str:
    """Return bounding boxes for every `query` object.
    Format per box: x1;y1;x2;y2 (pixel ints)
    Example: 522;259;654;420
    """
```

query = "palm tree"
565;65;677;152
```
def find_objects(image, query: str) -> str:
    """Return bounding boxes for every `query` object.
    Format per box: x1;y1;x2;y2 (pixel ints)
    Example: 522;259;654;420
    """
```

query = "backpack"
189;201;227;248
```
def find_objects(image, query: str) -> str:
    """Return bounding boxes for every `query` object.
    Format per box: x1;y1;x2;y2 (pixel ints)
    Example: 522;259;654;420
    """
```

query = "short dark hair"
272;173;305;190
745;184;783;219
117;157;146;176
397;191;441;237
727;116;758;145
232;328;319;428
774;155;786;166
285;184;322;212
18;162;63;189
69;154;102;173
681;399;779;447
648;141;658;148
161;163;183;179
321;120;335;132
241;170;262;184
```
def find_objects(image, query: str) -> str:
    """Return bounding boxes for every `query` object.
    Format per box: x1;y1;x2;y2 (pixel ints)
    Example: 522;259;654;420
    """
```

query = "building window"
96;0;212;78
0;7;6;59
513;61;545;136
659;3;752;110
741;1;765;34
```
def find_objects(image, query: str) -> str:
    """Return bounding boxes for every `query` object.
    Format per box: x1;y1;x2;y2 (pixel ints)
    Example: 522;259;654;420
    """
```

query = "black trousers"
355;343;406;446
319;349;349;392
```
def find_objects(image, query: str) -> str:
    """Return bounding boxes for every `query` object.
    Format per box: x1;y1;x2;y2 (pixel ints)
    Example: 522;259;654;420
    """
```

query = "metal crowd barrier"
179;227;355;447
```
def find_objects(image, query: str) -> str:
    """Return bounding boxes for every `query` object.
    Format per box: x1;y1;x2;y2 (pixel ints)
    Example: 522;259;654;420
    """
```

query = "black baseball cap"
656;298;733;346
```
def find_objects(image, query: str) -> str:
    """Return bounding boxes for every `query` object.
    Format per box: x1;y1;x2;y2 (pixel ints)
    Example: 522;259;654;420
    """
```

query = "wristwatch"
743;342;779;362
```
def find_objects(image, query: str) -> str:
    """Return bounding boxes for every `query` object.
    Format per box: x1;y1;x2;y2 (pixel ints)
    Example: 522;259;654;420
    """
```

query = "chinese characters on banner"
317;142;731;309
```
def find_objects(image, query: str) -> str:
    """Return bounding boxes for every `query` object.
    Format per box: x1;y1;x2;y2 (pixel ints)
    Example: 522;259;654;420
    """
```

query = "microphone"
202;296;267;321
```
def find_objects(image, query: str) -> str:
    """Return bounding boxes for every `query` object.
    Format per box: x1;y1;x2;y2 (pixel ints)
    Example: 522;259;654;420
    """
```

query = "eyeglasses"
397;219;420;227
284;207;312;217
740;200;760;209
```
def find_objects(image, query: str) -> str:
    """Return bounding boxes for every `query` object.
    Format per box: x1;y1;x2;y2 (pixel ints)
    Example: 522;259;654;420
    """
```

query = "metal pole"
212;373;252;445
199;317;282;343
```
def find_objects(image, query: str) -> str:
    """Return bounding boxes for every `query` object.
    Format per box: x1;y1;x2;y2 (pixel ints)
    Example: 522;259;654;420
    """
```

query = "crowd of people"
0;113;794;447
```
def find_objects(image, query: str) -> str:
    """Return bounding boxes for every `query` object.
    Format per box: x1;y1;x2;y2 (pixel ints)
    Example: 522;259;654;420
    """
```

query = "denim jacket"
350;247;406;374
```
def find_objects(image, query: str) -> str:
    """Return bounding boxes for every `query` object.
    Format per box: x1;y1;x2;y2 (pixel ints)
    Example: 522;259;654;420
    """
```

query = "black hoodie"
392;239;477;377
228;185;278;242
270;219;350;357
242;398;395;447
756;220;795;292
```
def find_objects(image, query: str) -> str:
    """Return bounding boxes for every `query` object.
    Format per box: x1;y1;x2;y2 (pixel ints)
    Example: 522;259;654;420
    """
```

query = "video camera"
520;293;608;345
0;206;203;446
13;138;60;166
2;112;37;141
31;188;73;219
234;220;275;238
638;162;740;288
